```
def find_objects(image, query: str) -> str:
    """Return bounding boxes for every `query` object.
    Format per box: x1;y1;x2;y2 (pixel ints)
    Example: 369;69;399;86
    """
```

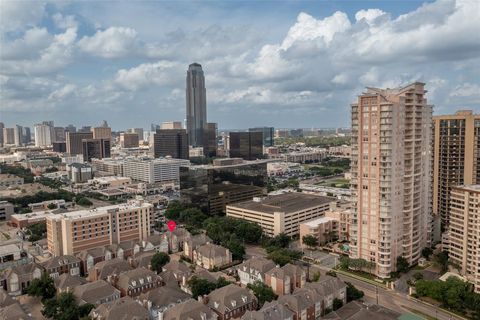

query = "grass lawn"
316;178;350;188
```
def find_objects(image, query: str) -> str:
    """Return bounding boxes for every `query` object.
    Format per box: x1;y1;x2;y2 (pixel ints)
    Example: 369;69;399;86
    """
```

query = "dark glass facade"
180;161;268;214
249;127;274;147
153;129;189;159
229;131;263;160
203;122;218;158
82;138;111;162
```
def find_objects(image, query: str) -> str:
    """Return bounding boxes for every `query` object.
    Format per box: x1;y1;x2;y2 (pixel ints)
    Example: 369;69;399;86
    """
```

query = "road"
319;267;464;320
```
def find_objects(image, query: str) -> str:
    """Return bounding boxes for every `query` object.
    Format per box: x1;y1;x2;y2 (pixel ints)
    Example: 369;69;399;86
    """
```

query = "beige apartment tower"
92;126;112;140
433;111;480;227
46;200;152;256
350;82;433;278
447;185;480;292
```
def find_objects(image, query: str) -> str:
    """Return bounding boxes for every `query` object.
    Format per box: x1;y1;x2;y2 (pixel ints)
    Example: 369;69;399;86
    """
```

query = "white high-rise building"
123;158;190;184
34;124;53;147
349;82;433;278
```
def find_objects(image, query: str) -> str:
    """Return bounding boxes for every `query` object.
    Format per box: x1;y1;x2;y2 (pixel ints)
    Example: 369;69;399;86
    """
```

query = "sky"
1;0;479;130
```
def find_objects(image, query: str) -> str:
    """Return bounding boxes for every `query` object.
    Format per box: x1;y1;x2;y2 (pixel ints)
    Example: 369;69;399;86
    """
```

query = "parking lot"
303;250;340;269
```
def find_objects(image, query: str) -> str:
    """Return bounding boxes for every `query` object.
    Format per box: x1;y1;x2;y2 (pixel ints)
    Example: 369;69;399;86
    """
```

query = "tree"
267;249;302;266
179;208;207;228
346;282;364;302
26;222;47;242
396;256;410;274
312;272;321;282
247;281;278;308
165;201;185;221
187;276;230;299
76;197;93;207
421;247;433;259
326;270;337;277
333;298;343;311
47;203;57;209
42;292;90;320
434;251;449;273
150;252;170;273
223;238;245;261
26;272;55;301
302;235;318;249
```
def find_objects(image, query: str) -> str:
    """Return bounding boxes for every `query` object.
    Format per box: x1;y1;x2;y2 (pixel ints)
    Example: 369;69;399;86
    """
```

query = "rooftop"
301;216;337;227
229;192;334;214
48;201;152;221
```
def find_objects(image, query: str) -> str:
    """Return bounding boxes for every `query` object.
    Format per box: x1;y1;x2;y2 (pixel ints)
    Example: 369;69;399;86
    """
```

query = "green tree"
47;203;57;210
396;256;410;274
421;247;433;259
26;273;56;301
179;208;208;228
247;281;278;308
223;238;245;261
76;197;93;207
302;235;318;249
150;252;170;273
267;249;302;266
333;298;343;310
188;276;218;299
346;282;364;302
165;201;185;221
312;272;321;282
434;251;449;273
42;292;84;320
26;222;47;242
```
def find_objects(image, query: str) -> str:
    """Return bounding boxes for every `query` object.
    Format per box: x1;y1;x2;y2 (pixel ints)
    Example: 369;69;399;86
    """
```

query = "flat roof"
49;201;152;221
301;216;337;227
0;244;22;256
454;184;480;192
229;192;334;214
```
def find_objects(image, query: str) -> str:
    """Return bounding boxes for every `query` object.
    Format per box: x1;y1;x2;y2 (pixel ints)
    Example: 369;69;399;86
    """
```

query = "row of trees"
263;233;303;266
0;163;35;183
339;256;376;274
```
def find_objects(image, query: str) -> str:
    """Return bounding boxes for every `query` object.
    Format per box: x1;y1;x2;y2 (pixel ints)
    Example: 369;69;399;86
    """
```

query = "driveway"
395;267;441;294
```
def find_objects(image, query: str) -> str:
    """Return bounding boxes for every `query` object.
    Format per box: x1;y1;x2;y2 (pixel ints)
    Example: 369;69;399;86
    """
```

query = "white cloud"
0;1;45;32
1;27;53;60
52;13;78;29
114;61;179;90
78;27;139;58
450;83;480;97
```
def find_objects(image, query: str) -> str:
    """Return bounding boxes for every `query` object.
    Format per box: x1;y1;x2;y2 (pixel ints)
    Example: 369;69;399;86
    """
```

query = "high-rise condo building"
349;82;432;278
152;129;189;159
34;123;54;147
120;133;140;148
447;185;480;293
82;139;111;162
53;127;66;142
66;132;93;155
433;110;480;227
13;125;23;146
2;128;15;145
249;127;275;147
161;121;183;130
0;122;4;147
229;132;263;160
92;127;112;140
46;200;153;256
186;63;207;147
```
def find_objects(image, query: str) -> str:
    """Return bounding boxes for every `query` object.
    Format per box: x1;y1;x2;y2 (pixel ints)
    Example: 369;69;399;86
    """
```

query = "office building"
151;123;160;131
120;133;139;148
91;158;124;177
53;127;66;142
229;131;263;160
52;142;67;153
2;128;15;145
46;200;153;256
186;63;207;147
152;129;189;159
180;159;268;214
349;82;433;278
0;122;4;146
447;185;480;292
65;125;77;133
129;128;144;140
203;122;217;158
123;158;189;184
249;127;274;147
13;125;23;146
34;124;53;147
92;127;112;140
82;138;111;162
161;121;183;130
226;193;334;237
22;127;31;144
67;163;93;183
66;132;93;155
433;110;480;226
79;126;92;133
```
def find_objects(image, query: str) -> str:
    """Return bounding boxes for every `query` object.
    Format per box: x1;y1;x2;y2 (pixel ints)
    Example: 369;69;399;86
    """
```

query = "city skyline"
1;0;479;129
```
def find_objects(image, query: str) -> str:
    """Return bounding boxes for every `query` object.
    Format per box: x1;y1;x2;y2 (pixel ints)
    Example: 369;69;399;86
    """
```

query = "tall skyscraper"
229;131;263;160
249;127;274;147
447;185;480;293
2;128;15;145
66;132;93;155
13;125;23;146
349;82;432;278
82;138;111;162
0;122;4;147
34;123;54;147
186;63;207;147
433;110;480;227
153;129;189;159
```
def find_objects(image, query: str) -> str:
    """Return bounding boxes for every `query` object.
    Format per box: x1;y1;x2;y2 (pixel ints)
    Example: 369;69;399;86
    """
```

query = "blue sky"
1;0;479;130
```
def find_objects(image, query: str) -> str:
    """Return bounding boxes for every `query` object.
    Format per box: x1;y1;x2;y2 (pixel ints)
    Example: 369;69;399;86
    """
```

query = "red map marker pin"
167;220;177;232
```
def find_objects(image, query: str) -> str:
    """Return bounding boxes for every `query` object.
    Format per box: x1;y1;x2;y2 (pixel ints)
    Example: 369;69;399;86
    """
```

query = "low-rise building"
128;251;155;269
184;233;211;260
207;284;257;320
73;280;121;306
10;210;56;228
193;243;232;270
138;286;191;320
88;176;132;189
54;273;87;293
0;243;32;271
300;217;339;247
163;298;218;320
167;227;190;253
88;258;132;282
0;201;14;222
227;193;335;237
236;257;276;286
323;301;400;320
90;296;149;320
0;174;24;190
116;268;163;297
265;263;306;295
303;276;347;311
277;288;321;320
67;163;93;183
0;262;43;296
41;255;81;278
242;300;295;320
